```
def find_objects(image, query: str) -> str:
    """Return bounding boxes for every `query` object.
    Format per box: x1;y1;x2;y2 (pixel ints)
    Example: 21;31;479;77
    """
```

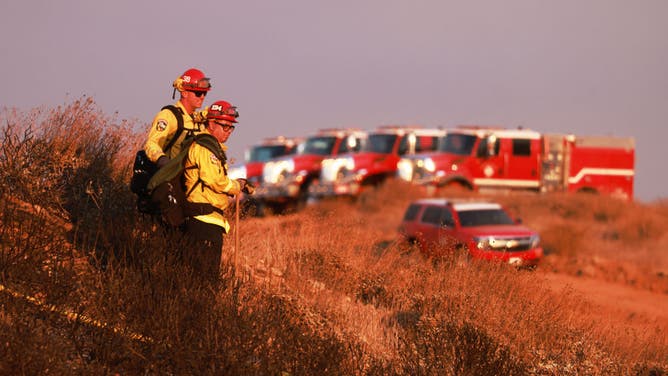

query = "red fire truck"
309;125;445;199
228;136;302;215
228;136;302;186
255;128;367;213
397;126;635;199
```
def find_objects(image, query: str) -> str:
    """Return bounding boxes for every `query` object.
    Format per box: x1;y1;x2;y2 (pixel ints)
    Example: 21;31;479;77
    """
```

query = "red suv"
398;198;543;267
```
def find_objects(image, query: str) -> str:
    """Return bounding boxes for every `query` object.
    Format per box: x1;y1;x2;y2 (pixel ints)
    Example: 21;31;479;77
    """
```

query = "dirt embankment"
537;269;668;332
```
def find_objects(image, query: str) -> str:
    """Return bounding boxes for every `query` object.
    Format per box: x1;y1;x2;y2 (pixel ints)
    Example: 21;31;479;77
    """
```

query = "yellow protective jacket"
183;139;241;233
144;101;205;162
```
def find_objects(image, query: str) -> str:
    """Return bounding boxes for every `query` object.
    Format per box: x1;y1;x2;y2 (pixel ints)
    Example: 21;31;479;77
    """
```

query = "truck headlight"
424;158;436;173
344;157;355;171
397;158;414;181
530;235;540;248
322;158;350;182
474;236;494;251
264;159;295;184
228;165;246;180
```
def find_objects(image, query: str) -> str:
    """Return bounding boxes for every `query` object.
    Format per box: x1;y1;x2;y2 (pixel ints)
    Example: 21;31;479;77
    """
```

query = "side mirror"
487;135;497;157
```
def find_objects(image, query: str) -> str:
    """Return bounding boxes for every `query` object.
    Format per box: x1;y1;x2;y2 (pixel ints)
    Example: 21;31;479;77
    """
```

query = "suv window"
421;206;443;225
421;205;456;227
458;209;515;227
403;204;421;221
441;208;455;227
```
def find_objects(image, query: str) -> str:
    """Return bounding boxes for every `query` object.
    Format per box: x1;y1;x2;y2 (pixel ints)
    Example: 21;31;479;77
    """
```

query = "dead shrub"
611;206;667;244
539;222;585;258
398;317;527;375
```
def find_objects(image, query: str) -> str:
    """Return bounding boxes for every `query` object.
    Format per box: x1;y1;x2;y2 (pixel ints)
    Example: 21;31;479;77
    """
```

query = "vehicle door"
503;137;541;187
419;205;457;255
435;207;458;253
474;134;505;184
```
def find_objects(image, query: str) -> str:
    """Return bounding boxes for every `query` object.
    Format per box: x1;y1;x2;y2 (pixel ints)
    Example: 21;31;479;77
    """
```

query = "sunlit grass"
1;100;666;374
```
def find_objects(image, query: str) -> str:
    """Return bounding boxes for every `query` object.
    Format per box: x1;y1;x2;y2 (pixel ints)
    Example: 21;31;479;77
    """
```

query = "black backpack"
130;105;190;214
146;133;228;227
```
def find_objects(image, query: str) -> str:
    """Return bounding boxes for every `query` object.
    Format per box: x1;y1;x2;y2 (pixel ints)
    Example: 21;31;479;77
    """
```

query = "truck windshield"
457;209;515;227
248;145;291;162
437;134;477;155
300;136;337;156
364;134;398;154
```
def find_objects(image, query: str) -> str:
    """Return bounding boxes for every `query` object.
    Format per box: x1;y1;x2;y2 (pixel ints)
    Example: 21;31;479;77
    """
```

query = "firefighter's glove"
236;178;255;195
156;156;170;169
192;110;207;125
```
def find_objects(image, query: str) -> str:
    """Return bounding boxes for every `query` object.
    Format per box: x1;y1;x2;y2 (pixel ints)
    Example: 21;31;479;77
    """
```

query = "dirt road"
538;270;668;330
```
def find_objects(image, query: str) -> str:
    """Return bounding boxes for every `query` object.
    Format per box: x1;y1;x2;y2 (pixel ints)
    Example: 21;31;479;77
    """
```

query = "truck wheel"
296;187;310;211
254;201;267;217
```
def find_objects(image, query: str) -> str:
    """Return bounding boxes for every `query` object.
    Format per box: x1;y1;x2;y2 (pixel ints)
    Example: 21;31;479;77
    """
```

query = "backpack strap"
184;165;202;198
161;105;185;153
146;135;196;193
193;134;227;174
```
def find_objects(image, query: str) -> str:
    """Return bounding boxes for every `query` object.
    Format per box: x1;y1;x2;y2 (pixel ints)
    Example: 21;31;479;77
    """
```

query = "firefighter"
144;68;212;168
182;100;253;278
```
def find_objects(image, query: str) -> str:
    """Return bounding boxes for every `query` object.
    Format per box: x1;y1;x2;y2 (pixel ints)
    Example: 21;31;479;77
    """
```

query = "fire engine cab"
310;125;445;199
227;136;303;216
397;126;635;200
228;136;302;186
255;128;367;213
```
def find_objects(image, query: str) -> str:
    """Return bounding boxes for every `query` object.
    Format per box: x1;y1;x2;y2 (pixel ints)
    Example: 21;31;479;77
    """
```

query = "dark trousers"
183;218;225;280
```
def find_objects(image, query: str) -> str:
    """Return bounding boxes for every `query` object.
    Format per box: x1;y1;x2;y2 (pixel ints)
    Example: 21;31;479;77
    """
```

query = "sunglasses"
214;121;235;132
192;91;207;98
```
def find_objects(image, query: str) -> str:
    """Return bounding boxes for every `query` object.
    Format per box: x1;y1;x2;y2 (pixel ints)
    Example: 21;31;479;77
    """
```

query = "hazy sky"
2;1;666;202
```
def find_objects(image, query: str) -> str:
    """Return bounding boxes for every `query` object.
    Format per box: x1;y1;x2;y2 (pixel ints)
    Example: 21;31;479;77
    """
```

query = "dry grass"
1;100;666;375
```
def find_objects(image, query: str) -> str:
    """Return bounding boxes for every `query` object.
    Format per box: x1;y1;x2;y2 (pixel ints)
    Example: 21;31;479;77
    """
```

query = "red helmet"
207;100;239;123
173;68;211;92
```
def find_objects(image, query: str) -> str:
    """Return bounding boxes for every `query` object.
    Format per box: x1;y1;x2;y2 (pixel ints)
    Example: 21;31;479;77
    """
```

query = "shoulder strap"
182;134;229;197
161;105;185;153
194;134;225;159
194;133;227;175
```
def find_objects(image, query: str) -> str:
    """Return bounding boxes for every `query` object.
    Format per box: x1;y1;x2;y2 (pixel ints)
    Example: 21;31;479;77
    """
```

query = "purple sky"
2;1;666;202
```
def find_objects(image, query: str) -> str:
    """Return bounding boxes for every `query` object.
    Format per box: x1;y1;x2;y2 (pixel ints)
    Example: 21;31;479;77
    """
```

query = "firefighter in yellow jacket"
182;100;253;276
144;68;211;168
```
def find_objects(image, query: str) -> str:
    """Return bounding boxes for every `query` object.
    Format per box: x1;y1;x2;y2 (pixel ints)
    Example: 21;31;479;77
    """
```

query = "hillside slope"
2;100;666;374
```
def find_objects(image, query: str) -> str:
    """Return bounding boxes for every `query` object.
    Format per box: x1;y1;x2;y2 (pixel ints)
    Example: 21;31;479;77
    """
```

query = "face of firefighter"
181;90;207;113
208;119;235;143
